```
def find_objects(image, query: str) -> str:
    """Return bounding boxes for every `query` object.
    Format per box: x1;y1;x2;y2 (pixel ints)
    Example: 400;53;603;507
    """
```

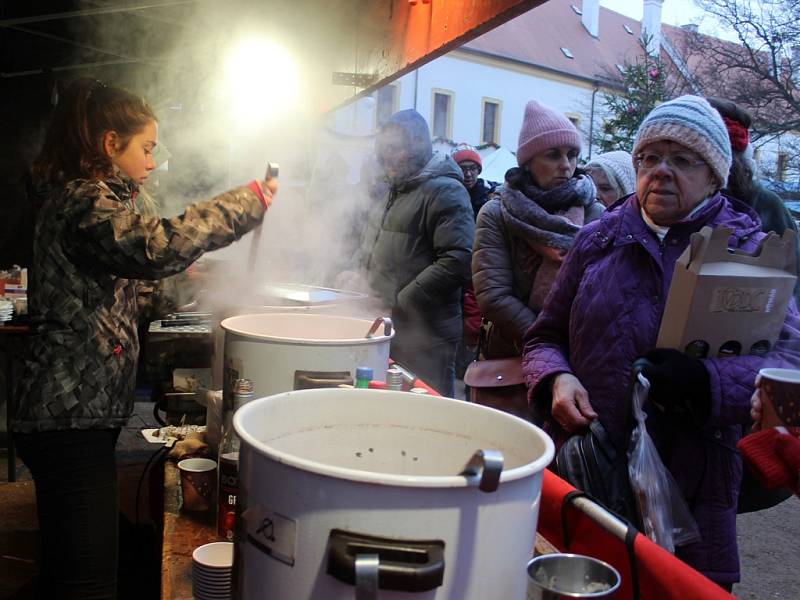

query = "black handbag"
555;419;641;527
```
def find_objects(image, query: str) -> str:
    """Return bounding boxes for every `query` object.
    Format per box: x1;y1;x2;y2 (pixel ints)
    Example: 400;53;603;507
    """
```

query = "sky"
600;0;710;30
599;0;741;41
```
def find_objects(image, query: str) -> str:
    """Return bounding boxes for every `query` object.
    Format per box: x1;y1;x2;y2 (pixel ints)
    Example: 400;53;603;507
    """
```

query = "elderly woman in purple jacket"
522;96;800;590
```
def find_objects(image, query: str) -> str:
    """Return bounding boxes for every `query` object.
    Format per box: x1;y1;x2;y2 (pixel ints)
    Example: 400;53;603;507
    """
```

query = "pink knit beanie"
516;101;582;166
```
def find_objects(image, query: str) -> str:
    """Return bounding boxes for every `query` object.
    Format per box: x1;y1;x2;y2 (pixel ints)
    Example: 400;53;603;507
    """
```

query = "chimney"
582;0;599;38
642;0;664;55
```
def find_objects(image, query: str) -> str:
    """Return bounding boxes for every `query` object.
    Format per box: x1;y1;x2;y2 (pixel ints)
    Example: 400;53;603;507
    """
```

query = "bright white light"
225;37;300;126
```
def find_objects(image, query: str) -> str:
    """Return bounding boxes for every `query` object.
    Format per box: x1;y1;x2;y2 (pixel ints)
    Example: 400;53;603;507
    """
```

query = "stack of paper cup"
192;541;233;599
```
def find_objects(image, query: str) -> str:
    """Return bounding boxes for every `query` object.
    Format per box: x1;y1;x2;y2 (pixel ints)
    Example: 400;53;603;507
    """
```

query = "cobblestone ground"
735;497;800;599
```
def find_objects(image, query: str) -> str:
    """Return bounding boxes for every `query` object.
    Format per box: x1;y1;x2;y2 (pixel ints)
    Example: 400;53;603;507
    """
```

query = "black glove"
636;348;711;428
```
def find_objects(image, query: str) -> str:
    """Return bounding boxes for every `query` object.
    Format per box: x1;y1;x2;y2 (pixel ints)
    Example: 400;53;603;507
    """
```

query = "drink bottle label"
218;453;239;540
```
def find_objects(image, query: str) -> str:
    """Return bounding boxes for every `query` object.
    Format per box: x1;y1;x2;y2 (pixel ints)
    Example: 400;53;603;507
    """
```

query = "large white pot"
211;300;368;390
233;388;555;600
220;313;393;400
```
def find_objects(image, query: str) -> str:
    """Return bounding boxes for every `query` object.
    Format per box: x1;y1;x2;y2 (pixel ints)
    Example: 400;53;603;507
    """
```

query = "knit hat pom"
632;95;732;188
517;101;582;166
451;143;482;168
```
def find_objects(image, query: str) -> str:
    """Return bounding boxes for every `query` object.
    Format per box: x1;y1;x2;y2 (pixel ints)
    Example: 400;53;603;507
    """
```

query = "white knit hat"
632;95;732;188
585;150;636;197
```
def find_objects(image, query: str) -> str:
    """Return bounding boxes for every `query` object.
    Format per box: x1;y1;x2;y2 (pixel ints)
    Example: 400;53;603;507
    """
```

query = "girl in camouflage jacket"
14;77;276;599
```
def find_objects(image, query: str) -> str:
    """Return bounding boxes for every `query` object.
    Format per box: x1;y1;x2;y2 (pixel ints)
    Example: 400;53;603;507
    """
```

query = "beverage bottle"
217;378;254;540
355;366;373;388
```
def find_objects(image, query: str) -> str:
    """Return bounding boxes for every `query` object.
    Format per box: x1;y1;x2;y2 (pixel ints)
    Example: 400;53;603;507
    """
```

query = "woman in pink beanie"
472;100;603;358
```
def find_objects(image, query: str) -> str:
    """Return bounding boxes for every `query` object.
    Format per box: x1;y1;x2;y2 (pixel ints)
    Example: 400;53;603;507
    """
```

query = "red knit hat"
721;116;750;152
516;101;581;166
451;143;482;167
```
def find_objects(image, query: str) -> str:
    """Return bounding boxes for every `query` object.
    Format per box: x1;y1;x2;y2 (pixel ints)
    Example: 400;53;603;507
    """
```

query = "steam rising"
76;0;391;319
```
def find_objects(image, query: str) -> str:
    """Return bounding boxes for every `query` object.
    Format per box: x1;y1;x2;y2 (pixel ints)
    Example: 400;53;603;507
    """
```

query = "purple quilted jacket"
523;192;800;585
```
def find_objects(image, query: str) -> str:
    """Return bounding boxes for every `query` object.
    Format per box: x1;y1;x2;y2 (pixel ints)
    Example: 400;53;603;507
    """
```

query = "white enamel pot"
232;388;555;600
220;313;393;401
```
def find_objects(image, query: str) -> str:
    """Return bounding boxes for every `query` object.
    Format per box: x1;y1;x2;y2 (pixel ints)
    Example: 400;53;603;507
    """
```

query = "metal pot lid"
257;283;367;306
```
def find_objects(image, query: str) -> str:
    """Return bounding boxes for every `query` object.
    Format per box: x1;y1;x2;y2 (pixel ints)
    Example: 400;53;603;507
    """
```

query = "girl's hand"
551;373;597;432
259;178;278;208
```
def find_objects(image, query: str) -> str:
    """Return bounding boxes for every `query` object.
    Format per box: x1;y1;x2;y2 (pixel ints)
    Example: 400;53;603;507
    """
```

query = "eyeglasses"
460;164;480;174
634;152;707;173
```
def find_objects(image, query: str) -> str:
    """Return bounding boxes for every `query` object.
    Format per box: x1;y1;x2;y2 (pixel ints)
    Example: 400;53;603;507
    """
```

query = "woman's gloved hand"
637;348;711;428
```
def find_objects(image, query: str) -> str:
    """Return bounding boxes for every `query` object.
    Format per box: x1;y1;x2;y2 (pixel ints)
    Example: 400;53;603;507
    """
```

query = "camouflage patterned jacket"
14;175;264;433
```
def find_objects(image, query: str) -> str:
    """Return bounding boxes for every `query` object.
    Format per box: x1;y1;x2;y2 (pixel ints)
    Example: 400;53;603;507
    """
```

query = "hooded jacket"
522;192;800;583
361;110;474;346
14;175;265;433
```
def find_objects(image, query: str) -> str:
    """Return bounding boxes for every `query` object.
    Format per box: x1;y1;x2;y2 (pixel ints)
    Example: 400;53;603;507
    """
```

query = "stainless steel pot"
526;554;621;599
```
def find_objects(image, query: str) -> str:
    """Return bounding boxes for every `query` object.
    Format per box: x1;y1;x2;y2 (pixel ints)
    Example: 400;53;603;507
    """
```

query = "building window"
376;84;398;127
778;153;789;181
570;4;582;15
560;47;574;59
481;99;501;145
623;24;634;35
431;89;453;139
566;113;581;129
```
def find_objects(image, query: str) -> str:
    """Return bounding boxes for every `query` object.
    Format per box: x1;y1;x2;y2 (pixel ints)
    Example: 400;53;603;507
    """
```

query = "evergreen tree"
598;36;668;153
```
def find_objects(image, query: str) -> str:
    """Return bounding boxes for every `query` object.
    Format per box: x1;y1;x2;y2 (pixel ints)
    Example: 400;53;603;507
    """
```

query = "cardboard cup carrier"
657;226;797;359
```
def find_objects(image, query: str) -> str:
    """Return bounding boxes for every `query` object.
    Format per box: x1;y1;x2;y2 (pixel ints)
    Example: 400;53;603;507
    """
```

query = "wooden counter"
161;460;557;600
161;460;218;600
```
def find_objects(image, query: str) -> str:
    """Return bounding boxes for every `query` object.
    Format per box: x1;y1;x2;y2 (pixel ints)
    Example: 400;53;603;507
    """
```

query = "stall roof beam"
0;0;200;27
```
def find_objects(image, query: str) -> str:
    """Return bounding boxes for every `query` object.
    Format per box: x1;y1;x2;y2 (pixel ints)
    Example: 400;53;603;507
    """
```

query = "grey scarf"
500;172;596;251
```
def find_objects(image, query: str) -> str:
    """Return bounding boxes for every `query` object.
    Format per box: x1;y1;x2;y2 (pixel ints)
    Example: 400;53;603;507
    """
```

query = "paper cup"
758;368;800;428
178;458;217;512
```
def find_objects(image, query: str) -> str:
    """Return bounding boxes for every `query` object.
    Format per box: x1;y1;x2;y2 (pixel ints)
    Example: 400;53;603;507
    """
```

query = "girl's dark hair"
32;77;156;185
726;150;756;203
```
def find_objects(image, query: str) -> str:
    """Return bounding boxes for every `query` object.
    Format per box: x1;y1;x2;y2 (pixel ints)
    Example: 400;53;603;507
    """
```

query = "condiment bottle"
355;367;373;389
217;378;254;540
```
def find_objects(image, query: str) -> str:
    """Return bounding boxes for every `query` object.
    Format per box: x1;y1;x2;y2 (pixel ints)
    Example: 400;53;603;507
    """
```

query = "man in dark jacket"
450;143;496;376
450;142;497;219
360;110;474;396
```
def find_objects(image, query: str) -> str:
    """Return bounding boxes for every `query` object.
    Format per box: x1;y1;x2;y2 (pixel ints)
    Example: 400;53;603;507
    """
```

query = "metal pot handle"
459;449;504;492
365;317;393;338
326;529;445;597
355;554;379;600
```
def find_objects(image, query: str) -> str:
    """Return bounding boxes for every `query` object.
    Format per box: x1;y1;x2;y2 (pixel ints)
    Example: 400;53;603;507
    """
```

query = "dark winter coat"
361;113;474;350
522;192;800;584
14;175;265;433
742;182;796;237
468;178;496;219
472;172;603;357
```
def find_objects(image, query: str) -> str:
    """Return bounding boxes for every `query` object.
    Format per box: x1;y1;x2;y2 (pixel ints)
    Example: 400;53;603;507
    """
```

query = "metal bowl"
526;553;621;599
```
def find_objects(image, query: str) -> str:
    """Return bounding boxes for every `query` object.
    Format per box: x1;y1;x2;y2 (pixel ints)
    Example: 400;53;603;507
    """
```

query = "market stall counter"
160;465;736;600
